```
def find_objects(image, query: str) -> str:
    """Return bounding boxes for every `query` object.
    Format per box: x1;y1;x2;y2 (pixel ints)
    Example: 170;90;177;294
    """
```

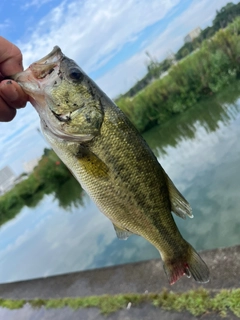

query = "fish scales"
12;46;209;285
86;107;182;250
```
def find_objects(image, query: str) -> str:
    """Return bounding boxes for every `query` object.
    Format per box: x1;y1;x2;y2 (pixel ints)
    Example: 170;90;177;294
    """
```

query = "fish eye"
69;68;83;81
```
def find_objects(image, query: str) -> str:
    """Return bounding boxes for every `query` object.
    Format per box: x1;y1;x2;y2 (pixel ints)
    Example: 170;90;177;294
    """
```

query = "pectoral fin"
113;224;133;240
163;171;193;219
77;147;109;179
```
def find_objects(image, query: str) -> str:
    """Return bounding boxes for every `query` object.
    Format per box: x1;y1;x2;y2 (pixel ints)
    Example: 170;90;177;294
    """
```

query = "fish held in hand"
12;46;209;285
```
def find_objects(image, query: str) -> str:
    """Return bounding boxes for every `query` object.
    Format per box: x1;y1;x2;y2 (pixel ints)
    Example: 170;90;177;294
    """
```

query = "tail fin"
163;246;209;285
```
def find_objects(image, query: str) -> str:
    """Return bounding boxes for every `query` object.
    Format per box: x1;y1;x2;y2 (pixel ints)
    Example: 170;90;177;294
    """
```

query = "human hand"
0;37;28;121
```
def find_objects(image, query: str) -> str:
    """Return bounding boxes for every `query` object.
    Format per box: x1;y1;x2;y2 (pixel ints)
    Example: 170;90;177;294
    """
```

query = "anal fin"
163;171;193;219
113;224;133;240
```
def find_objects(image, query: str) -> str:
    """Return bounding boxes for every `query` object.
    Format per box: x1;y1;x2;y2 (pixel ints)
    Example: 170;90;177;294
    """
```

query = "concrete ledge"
0;245;239;299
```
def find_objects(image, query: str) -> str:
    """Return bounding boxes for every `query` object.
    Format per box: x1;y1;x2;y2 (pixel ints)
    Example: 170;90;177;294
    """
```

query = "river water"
1;83;240;283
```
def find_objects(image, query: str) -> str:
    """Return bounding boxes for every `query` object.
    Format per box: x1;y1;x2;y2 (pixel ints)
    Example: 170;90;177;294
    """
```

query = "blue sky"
0;0;238;175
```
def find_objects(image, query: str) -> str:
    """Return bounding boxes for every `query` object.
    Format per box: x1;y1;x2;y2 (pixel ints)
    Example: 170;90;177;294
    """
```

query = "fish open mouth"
29;46;63;80
51;110;71;122
9;46;64;92
51;105;84;123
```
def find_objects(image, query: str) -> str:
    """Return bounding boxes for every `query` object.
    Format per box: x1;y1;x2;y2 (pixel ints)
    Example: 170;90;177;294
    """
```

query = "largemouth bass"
13;47;209;285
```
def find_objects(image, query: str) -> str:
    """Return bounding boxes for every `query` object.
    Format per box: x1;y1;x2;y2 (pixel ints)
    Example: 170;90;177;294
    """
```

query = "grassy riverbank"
0;288;239;317
117;18;240;132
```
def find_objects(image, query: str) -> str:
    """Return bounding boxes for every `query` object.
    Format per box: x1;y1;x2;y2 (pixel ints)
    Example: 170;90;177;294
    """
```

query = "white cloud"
97;51;148;98
18;0;180;72
21;0;54;10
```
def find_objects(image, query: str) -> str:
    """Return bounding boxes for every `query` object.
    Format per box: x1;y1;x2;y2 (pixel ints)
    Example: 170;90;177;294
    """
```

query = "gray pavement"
0;304;239;320
0;245;239;319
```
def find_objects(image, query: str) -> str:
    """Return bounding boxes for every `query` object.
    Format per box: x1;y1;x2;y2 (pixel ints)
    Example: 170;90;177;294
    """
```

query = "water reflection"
144;83;240;256
4;174;83;218
54;178;84;209
145;82;240;156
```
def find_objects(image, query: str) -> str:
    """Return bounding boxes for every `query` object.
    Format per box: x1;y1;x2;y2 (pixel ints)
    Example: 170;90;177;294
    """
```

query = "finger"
0;37;23;75
0;96;16;121
0;80;28;109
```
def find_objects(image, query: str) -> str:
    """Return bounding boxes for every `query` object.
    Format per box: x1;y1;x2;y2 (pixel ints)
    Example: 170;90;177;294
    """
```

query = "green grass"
1;288;240;317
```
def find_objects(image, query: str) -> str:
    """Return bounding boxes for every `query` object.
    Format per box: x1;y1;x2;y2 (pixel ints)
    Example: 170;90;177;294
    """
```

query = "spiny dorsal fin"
113;224;133;240
163;171;193;219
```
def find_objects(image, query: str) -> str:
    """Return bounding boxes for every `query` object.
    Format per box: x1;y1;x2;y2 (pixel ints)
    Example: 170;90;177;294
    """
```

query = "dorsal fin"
113;224;133;240
163;171;193;219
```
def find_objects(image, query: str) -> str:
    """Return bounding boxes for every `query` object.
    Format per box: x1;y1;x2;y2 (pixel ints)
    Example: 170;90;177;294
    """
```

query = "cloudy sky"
0;0;238;175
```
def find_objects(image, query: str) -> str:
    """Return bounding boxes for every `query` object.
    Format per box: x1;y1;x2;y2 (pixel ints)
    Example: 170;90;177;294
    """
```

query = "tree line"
118;2;240;100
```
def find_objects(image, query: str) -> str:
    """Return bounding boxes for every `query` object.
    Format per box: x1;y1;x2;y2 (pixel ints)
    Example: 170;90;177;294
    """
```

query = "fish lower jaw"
41;120;94;143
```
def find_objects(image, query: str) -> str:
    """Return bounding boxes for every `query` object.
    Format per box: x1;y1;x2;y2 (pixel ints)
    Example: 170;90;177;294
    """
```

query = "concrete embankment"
0;245;239;319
